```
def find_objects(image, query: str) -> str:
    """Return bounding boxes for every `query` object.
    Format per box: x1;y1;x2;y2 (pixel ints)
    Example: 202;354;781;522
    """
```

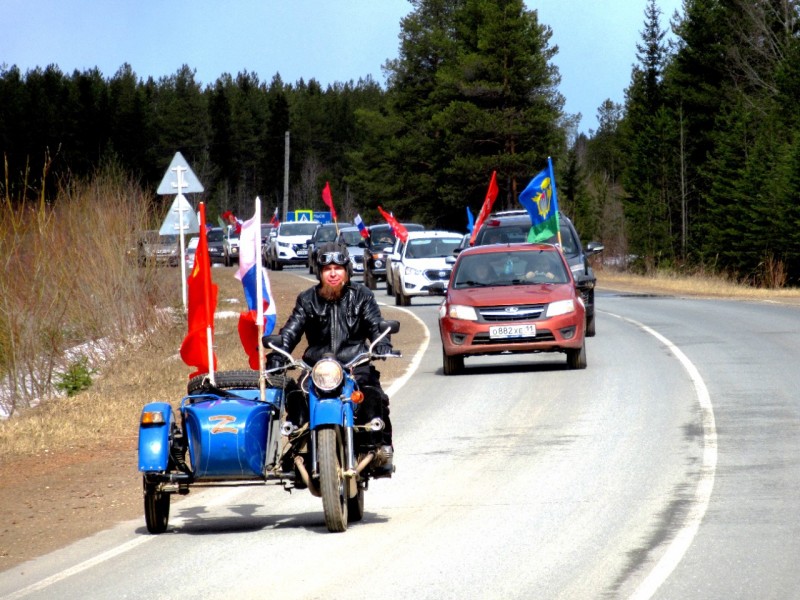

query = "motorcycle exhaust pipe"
294;456;321;497
355;451;376;475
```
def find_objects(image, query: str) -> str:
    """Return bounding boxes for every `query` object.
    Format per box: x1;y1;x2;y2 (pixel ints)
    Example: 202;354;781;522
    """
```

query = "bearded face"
318;264;348;301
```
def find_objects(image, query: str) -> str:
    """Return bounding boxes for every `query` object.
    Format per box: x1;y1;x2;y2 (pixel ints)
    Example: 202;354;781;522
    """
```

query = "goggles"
318;251;349;266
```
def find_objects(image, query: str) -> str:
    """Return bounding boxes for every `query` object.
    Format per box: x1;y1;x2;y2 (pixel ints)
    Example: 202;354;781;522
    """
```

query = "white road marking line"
609;313;718;600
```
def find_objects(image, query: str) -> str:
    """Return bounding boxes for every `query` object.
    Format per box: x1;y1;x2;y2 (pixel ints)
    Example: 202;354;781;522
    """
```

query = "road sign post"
157;152;204;311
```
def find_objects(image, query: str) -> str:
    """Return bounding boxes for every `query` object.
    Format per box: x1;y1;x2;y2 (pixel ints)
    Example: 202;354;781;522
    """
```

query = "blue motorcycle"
137;320;400;533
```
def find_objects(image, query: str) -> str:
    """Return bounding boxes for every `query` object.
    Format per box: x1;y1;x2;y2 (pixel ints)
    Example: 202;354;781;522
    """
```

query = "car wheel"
585;313;596;337
394;288;402;306
386;278;393;296
365;270;376;290
566;340;587;370
224;252;230;267
442;349;464;375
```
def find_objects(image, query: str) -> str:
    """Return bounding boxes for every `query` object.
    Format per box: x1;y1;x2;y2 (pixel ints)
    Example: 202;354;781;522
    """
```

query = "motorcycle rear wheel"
318;426;348;532
143;479;170;534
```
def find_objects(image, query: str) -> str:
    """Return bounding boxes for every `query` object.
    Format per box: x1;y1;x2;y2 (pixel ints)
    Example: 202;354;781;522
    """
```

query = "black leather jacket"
276;282;390;366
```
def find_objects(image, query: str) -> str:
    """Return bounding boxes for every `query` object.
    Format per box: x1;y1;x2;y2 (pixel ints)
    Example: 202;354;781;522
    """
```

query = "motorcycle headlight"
311;358;344;391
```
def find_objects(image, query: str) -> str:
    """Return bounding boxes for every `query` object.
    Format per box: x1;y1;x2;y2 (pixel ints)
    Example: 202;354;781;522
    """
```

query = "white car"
266;220;320;270
388;230;464;306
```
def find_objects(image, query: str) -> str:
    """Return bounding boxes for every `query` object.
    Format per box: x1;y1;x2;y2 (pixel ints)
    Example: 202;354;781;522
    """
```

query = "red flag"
321;181;338;221
270;206;280;227
469;170;499;246
377;205;409;243
180;203;219;378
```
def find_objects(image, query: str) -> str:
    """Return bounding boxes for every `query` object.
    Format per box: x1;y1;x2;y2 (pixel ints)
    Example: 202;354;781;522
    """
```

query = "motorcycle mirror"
379;320;400;334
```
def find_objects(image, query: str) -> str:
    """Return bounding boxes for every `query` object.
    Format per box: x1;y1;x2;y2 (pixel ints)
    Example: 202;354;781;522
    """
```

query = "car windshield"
340;230;364;246
281;222;318;236
207;229;224;242
317;227;339;242
405;237;462;259
453;250;569;288
478;221;579;255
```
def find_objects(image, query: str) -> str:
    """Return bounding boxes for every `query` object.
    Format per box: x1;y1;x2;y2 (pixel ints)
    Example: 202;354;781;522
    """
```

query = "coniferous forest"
3;0;800;286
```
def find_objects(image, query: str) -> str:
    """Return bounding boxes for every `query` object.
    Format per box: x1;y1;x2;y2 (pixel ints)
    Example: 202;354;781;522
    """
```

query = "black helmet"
315;241;352;278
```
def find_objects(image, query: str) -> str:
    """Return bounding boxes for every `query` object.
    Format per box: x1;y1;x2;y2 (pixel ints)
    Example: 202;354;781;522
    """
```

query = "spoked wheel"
347;481;365;523
317;426;348;532
143;479;170;534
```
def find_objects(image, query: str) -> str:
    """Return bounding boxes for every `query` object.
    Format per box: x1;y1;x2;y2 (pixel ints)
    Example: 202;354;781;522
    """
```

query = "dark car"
135;230;180;266
362;222;425;289
471;210;603;336
307;222;353;275
438;243;589;375
206;227;225;264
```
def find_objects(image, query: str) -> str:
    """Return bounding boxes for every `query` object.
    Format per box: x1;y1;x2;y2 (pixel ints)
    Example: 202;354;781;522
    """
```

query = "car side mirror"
586;241;604;255
574;274;594;291
445;255;456;265
390;252;401;262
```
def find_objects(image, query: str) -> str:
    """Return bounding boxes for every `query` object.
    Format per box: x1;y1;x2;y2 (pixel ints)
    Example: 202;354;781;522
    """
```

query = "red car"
438;243;588;374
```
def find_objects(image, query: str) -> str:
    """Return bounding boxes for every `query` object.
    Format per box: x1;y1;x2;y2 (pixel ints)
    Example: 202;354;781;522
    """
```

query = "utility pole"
283;130;290;222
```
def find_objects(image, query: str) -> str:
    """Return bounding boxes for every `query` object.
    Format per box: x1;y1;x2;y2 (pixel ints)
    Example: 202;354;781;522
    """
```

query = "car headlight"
311;358;344;391
404;266;424;277
278;241;290;247
546;299;575;317
445;304;478;321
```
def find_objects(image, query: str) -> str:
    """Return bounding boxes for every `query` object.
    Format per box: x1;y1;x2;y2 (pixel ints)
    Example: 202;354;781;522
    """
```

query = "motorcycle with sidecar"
137;320;400;533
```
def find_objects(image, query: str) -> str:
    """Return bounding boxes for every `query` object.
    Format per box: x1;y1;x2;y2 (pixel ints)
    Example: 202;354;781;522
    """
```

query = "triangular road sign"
157;151;204;195
159;194;200;235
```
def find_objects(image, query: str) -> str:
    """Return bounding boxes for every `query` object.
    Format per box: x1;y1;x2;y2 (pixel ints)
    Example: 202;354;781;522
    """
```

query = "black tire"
385;277;393;296
585;313;596;337
567;340;588;369
143;479;170;534
442;349;464;375
394;288;402;306
347;482;365;523
274;260;283;271
187;370;260;394
318;426;347;532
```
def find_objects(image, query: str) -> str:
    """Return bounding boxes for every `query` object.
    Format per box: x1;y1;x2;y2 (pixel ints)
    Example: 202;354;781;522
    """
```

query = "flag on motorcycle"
321;181;338;221
236;197;277;370
469;170;499;246
466;205;475;233
180;203;219;378
270;206;280;227
519;157;560;244
377;205;409;243
354;213;370;239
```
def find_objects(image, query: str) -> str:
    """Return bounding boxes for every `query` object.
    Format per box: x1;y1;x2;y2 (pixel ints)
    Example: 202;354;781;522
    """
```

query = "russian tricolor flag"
235;197;277;370
354;213;370;239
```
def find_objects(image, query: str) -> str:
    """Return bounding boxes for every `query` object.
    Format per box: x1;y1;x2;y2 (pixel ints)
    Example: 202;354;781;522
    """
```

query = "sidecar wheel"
347;482;365;523
143;480;170;534
318;426;348;532
187;370;260;394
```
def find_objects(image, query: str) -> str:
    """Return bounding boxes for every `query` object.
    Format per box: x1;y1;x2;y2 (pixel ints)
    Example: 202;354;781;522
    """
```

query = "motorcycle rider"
265;241;396;475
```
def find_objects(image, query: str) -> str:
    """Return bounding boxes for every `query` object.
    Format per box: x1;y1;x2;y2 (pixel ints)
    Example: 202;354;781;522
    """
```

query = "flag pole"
199;203;216;386
547;157;562;248
254;197;267;400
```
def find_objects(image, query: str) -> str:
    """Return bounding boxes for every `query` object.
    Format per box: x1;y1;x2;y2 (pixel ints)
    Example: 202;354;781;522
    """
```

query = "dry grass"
597;270;800;304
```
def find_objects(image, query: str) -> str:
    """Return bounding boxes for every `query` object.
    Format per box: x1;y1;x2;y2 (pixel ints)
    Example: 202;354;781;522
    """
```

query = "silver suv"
472;210;604;336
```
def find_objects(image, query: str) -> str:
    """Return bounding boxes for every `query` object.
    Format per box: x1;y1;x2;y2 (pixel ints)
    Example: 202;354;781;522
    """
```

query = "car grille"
472;329;555;344
424;268;451;281
478;304;545;322
292;242;308;252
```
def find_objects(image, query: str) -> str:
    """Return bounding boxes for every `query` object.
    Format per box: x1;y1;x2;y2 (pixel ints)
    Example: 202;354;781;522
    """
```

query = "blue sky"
3;0;682;134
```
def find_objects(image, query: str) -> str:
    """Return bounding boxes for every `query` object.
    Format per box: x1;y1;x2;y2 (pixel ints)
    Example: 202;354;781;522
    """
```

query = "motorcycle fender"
310;398;346;427
138;402;173;472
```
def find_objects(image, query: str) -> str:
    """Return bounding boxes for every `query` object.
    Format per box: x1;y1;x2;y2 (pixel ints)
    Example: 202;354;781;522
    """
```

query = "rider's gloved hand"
266;351;288;371
373;342;394;360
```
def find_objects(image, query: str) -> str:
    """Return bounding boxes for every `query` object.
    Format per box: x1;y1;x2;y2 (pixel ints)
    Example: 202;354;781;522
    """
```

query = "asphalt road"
2;285;800;599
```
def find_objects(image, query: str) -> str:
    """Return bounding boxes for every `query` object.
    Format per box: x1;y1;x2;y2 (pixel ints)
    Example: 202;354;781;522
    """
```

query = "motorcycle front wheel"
317;426;348;532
